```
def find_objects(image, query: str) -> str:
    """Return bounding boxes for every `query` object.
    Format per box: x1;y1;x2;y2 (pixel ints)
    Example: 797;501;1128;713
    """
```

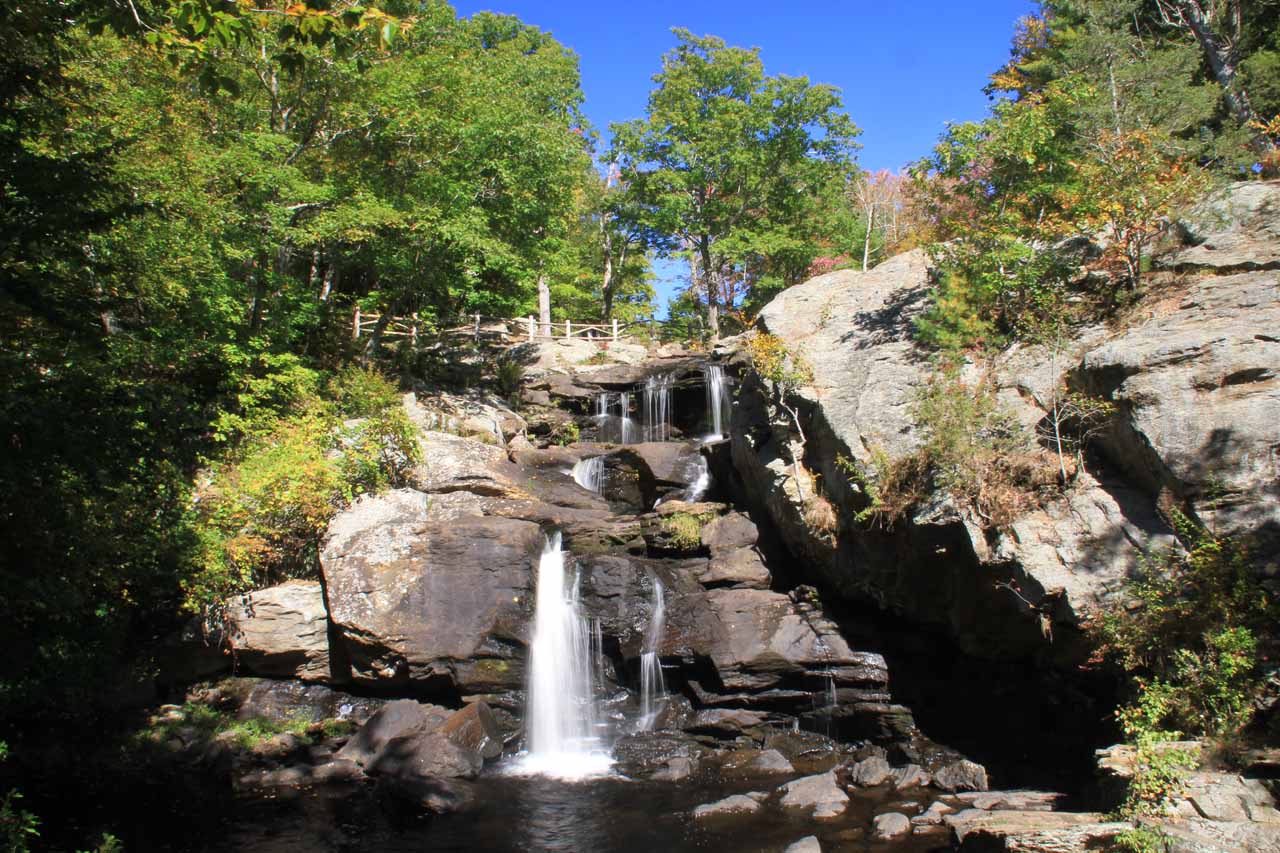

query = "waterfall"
683;455;711;503
704;364;730;440
619;391;637;444
638;576;667;731
594;392;610;419
518;532;611;778
643;374;673;442
572;456;605;494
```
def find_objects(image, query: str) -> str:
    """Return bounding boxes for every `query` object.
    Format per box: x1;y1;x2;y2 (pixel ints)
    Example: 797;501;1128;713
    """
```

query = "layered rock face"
731;180;1279;663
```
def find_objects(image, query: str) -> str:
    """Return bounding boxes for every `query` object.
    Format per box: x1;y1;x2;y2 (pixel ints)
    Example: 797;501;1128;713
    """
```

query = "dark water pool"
208;771;951;853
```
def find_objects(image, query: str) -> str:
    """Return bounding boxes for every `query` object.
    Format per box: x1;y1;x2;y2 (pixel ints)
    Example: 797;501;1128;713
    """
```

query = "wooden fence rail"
351;308;665;345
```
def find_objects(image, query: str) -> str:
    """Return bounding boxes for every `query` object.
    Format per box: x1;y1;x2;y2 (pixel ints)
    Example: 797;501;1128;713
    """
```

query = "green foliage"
1097;517;1274;740
1112;825;1171;853
1119;735;1200;819
745;333;813;392
0;741;38;853
660;513;705;550
134;701;355;753
549;421;580;446
187;368;417;613
610;28;861;334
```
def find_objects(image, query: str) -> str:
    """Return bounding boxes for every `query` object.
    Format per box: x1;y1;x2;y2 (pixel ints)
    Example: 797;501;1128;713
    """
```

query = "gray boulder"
692;794;761;819
778;771;849;819
1164;179;1280;271
321;494;543;694
223;580;332;681
872;812;911;840
934;760;990;793
847;755;892;787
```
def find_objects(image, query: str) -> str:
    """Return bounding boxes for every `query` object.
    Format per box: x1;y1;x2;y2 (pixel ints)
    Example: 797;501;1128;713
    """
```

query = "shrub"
186;367;419;613
549;421;580;446
495;360;525;395
1119;734;1200;818
660;512;705;550
1095;516;1273;740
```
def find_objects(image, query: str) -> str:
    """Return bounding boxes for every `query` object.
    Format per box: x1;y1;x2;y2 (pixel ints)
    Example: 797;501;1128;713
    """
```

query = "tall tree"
610;29;859;338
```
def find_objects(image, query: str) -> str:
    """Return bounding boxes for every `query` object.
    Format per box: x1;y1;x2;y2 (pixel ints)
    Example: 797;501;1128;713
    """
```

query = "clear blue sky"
452;0;1038;313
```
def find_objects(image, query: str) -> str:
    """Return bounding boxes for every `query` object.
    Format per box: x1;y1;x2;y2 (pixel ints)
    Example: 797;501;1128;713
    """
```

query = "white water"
704;364;730;440
515;532;612;779
638;576;667;731
572;456;605;493
619;391;637;444
683;455;711;503
643;374;673;442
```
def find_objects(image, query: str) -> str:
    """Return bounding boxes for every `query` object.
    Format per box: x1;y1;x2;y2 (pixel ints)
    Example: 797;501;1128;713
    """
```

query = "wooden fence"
351;308;666;346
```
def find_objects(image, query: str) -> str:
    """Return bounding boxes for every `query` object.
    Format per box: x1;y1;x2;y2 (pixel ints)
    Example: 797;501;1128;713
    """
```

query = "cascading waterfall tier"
638;576;667;731
572;456;605;494
704;363;731;441
514;532;612;779
643;374;674;442
593;391;638;444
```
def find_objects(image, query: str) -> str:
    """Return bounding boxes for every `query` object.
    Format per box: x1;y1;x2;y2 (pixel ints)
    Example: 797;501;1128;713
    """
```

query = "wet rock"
891;764;931;789
438;701;502;761
752;749;795;774
847;756;892;787
194;678;387;724
221;580;332;681
651;756;694;782
699;548;771;589
779;771;849;819
872;812;911;840
336;700;451;767
693;794;761;819
612;732;708;778
933;759;989;793
685;708;770;738
782;837;821;853
911;801;955;826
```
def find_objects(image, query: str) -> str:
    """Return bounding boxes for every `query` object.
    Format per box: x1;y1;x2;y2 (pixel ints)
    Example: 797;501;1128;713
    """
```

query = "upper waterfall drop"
514;531;612;780
704;363;730;441
643;374;674;442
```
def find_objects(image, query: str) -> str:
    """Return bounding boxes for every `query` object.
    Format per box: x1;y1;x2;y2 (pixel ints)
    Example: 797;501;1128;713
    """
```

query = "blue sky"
451;0;1039;313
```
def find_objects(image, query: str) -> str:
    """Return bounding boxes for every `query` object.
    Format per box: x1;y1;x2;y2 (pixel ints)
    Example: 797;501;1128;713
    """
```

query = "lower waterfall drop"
638;576;667;731
517;531;612;779
572;456;604;493
619;391;637;444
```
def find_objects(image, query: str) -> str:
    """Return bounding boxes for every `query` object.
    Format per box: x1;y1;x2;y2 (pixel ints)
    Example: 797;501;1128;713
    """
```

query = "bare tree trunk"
537;272;551;337
601;228;614;321
862;204;875;271
318;263;336;303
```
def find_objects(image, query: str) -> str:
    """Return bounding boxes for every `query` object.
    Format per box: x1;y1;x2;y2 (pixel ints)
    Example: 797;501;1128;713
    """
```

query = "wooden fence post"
410;312;418;347
612;319;619;342
564;320;571;339
473;313;481;343
352;306;361;341
527;316;536;341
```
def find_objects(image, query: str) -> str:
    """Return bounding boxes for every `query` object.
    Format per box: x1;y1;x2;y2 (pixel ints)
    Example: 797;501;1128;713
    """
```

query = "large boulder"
222;580;332;681
1164;178;1280;271
733;238;1231;663
321;492;543;695
1075;267;1280;564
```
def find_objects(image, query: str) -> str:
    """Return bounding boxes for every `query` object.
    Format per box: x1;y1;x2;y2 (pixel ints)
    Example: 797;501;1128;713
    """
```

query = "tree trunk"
1163;0;1274;155
537;272;551;337
601;229;614;321
318;263;336;303
698;238;719;341
862;204;875;271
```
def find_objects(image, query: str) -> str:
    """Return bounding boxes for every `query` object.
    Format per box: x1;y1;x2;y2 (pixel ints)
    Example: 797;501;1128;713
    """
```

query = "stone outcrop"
321;495;542;697
730;180;1279;663
222;581;332;681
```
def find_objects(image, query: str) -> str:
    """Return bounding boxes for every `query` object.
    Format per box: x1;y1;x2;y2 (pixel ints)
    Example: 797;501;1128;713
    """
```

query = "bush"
839;364;1053;528
186;367;419;613
660;512;705;550
803;494;839;538
1095;515;1274;740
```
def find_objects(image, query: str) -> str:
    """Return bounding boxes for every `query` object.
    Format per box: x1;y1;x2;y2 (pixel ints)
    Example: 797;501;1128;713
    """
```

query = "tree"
610;29;860;339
